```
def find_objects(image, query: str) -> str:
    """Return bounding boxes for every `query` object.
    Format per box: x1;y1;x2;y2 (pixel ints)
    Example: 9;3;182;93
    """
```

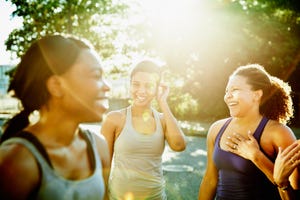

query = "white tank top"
3;130;105;200
109;106;167;200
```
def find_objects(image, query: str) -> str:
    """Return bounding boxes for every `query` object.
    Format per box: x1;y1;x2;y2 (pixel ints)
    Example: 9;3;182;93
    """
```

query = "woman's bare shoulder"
264;119;296;147
0;142;38;169
105;108;127;121
265;120;294;135
0;142;39;194
208;118;230;133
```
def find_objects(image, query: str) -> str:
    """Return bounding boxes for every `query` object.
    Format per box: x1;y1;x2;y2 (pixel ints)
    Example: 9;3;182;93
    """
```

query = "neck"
131;104;152;116
232;113;263;126
27;109;80;147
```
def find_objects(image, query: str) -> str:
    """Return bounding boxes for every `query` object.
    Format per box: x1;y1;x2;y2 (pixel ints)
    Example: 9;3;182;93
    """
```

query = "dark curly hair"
231;64;293;124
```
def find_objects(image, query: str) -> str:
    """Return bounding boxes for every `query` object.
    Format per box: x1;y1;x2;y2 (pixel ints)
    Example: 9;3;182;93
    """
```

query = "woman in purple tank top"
199;64;298;200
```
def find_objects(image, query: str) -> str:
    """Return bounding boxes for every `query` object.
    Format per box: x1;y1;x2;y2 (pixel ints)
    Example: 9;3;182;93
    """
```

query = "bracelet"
276;182;291;191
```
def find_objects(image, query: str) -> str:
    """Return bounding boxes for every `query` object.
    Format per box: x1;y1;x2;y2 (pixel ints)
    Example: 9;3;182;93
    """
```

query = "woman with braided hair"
0;35;111;200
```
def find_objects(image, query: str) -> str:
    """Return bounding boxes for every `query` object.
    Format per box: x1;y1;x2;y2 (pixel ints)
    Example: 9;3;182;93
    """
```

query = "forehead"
131;72;159;82
227;75;251;88
71;49;103;72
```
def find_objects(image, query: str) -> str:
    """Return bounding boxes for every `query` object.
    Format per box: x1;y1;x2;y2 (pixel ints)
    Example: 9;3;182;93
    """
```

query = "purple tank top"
213;117;280;200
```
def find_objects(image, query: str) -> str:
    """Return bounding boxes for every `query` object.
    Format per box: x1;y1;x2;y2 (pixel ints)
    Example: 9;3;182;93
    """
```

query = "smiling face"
56;49;110;122
224;75;261;118
130;71;159;107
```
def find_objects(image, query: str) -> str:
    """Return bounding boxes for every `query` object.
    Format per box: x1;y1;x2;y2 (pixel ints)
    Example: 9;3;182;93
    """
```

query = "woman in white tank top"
0;35;111;200
101;59;186;200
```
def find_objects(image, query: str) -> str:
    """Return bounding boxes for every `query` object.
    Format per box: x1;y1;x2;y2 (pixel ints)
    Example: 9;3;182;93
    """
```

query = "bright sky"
0;0;22;65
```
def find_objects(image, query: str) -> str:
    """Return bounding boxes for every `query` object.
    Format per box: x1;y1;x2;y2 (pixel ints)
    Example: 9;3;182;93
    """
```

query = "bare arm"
198;121;221;200
0;144;39;200
157;84;186;151
100;111;121;160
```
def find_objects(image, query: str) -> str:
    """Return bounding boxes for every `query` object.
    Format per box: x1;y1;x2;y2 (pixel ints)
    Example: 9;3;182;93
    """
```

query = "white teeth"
137;96;146;101
98;99;109;108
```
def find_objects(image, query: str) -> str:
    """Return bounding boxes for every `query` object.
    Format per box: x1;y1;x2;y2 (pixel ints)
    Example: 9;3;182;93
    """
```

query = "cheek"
241;95;254;105
129;87;136;95
67;81;95;101
82;80;103;92
96;80;106;88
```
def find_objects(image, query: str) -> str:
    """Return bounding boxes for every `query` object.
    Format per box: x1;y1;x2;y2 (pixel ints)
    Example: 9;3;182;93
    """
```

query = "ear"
46;76;64;98
254;89;263;101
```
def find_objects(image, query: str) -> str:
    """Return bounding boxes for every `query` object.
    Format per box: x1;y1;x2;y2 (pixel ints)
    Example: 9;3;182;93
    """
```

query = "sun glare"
124;192;134;200
140;0;211;37
136;0;230;72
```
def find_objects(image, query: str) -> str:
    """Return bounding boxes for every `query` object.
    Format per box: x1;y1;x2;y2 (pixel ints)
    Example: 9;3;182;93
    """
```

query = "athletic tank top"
213;117;280;200
3;129;105;200
109;106;167;200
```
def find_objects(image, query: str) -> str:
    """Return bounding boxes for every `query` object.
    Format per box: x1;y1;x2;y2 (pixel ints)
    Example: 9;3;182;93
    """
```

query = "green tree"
5;0;300;124
5;0;130;59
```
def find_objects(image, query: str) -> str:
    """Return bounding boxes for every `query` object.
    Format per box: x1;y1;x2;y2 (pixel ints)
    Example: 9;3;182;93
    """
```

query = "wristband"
276;182;291;190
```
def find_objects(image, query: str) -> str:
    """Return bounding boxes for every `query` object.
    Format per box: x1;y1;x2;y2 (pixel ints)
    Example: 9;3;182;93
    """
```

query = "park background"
0;0;300;199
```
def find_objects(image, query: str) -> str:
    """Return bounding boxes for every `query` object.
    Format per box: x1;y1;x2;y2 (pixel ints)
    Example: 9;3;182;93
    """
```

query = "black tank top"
213;117;281;200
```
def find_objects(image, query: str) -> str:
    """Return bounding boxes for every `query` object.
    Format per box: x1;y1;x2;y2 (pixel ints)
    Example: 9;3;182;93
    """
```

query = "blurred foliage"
5;0;134;59
4;0;300;125
135;0;300;124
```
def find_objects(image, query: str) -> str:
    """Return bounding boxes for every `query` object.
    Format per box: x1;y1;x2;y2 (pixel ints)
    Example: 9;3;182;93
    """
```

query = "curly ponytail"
260;77;293;124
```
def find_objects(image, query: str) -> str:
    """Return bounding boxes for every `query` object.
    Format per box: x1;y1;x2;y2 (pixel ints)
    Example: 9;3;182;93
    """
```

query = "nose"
137;85;147;94
224;91;232;100
102;79;111;92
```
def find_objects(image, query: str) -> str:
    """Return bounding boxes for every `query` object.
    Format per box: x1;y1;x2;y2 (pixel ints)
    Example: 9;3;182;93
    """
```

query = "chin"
229;112;239;118
86;109;107;122
133;101;150;107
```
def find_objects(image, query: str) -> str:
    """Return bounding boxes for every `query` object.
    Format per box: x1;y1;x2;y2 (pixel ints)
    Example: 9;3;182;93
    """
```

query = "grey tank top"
109;106;167;200
3;130;105;200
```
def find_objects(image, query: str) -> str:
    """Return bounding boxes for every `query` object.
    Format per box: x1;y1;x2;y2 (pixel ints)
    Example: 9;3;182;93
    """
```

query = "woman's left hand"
226;131;260;161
